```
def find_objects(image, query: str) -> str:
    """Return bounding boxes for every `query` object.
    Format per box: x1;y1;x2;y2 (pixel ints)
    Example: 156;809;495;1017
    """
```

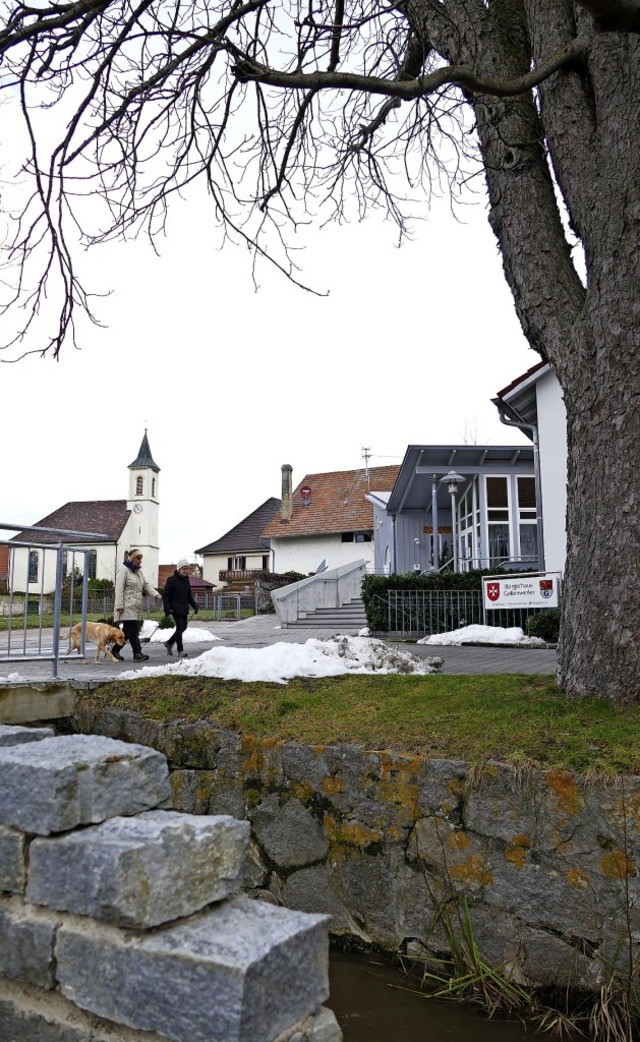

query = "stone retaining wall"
0;724;341;1042
69;705;640;991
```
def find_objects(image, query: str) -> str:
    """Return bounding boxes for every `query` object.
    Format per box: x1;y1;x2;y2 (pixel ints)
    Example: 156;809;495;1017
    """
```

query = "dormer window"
136;476;143;495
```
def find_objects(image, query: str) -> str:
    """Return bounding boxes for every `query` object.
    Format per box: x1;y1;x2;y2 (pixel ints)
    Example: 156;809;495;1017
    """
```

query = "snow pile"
140;620;221;644
418;624;546;646
120;635;442;685
0;672;29;684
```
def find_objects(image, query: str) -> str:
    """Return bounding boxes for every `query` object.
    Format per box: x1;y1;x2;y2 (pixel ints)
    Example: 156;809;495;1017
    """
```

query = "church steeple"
128;430;160;471
125;430;160;585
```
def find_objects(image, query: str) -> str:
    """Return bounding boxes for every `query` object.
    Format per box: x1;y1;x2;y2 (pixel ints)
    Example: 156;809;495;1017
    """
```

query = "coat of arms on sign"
487;582;500;602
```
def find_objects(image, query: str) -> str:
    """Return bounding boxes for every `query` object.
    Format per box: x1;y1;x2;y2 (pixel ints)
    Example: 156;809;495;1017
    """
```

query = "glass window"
233;556;246;570
518;476;536;510
136;476;143;495
28;550;39;583
486;477;511;566
152;478;156;498
354;533;372;543
488;524;510;566
341;533;354;543
86;550;97;580
487;477;508;508
519;524;538;560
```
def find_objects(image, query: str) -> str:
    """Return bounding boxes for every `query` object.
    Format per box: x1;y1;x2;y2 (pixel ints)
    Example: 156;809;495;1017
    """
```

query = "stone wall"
69;705;640;992
0;724;341;1042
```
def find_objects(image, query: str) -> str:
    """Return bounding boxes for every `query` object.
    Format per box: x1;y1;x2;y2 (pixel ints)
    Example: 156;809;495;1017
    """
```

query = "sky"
1;172;536;564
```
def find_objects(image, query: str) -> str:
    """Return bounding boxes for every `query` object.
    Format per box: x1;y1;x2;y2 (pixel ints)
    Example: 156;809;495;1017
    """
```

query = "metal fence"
376;589;540;638
0;524;110;679
207;593;258;620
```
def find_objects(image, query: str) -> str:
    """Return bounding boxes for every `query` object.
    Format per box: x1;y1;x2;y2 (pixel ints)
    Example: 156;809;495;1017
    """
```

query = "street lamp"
440;471;464;572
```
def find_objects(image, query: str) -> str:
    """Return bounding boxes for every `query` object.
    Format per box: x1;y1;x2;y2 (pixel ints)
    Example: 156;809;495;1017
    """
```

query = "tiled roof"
262;466;400;538
195;498;281;555
11;502;130;544
495;360;547;399
158;563;215;589
128;430;159;471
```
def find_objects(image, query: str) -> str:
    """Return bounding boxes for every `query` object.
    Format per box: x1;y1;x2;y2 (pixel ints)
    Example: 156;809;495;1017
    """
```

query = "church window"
28;550;39;583
86;550;97;580
136;476;143;495
152;478;156;497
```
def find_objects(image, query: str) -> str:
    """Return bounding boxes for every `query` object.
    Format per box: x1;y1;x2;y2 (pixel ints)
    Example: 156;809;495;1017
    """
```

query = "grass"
78;672;640;774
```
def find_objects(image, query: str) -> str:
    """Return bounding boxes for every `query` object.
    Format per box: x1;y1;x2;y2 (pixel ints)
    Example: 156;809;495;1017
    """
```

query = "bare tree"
1;0;639;699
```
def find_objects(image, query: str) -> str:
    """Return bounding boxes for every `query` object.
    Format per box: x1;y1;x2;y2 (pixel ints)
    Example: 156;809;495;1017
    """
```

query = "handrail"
0;527;108;679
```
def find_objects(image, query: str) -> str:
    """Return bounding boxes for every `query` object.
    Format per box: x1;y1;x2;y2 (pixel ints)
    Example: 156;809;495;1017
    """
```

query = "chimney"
281;464;293;522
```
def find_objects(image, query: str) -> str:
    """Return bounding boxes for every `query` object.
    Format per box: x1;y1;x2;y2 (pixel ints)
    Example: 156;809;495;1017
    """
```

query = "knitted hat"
177;559;189;570
128;549;142;560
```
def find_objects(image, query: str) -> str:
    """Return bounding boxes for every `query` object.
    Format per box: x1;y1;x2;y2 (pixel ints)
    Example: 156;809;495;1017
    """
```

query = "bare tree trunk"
559;278;640;698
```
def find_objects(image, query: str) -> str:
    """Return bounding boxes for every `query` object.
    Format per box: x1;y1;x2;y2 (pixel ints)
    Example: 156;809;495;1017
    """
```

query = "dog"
63;622;126;663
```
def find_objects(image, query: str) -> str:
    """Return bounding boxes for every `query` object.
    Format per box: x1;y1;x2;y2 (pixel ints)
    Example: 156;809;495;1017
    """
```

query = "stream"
327;950;545;1042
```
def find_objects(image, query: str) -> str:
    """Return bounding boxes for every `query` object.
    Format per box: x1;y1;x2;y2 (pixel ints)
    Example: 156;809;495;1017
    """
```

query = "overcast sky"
1;183;535;564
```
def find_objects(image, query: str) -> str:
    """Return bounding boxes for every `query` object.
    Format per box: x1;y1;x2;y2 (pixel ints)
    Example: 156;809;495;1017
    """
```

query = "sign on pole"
483;572;561;610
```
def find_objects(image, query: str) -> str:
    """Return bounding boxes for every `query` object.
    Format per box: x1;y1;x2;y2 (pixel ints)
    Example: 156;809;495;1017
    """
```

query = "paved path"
0;615;557;684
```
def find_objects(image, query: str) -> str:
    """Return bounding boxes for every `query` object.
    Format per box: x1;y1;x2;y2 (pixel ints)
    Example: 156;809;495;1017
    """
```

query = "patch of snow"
119;635;441;684
418;624;546;646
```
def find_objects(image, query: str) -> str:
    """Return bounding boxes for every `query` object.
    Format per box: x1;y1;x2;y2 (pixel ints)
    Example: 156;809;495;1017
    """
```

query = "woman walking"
162;559;199;657
113;550;162;661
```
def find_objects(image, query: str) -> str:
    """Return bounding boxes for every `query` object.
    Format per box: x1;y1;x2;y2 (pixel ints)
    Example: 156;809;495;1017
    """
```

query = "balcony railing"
218;569;271;584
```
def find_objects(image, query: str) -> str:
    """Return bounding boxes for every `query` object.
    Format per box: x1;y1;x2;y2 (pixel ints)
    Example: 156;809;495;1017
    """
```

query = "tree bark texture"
419;0;640;697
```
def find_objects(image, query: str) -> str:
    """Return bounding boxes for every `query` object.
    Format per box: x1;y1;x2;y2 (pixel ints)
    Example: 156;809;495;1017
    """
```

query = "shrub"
526;609;560;643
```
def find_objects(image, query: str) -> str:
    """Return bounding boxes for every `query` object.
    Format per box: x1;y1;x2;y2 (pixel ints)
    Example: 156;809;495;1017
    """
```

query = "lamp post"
440;471;464;572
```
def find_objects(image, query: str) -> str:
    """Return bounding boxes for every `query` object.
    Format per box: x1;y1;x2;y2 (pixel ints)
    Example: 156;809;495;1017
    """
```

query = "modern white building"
493;361;567;575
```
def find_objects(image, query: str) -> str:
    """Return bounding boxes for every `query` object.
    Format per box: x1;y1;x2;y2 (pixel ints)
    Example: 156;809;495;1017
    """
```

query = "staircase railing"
271;560;367;626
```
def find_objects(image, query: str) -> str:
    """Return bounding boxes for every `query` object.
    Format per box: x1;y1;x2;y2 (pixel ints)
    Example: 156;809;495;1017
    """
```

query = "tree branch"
234;33;588;100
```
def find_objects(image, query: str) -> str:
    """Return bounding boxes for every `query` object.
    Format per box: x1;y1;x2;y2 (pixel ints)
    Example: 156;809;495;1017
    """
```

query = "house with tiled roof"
195;497;281;591
10;432;161;592
262;464;400;576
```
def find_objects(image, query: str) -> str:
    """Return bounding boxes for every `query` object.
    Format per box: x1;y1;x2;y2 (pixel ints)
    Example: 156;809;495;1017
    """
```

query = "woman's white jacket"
114;565;160;621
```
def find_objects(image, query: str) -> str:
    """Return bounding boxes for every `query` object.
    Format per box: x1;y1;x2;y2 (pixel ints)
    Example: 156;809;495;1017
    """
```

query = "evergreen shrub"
526;609;560;643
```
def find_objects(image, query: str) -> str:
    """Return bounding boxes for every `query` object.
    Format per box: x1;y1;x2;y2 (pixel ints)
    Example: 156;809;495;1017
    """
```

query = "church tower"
126;430;160;586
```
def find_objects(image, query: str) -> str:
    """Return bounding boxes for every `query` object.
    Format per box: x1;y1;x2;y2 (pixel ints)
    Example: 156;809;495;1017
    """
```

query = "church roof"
195;498;281;555
11;501;130;544
128;430;160;471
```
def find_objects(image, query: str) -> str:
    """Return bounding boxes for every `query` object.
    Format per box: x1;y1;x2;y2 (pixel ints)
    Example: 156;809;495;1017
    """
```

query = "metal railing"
0;523;110;679
208;592;258;620
370;590;540;638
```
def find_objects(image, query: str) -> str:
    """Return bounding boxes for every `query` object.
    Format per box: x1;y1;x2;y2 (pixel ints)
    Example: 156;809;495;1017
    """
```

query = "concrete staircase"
294;597;368;630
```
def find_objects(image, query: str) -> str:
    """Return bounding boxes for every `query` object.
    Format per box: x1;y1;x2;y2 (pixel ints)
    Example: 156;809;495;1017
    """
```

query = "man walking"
163;559;199;658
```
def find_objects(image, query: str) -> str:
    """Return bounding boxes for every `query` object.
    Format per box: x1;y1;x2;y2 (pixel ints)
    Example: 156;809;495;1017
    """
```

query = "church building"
10;432;161;591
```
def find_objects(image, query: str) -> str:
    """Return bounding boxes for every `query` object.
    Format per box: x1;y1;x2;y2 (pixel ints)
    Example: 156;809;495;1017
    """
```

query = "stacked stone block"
0;726;341;1042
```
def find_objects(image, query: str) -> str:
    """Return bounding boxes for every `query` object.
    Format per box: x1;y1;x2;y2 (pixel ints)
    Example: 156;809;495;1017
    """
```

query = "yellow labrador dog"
64;622;126;663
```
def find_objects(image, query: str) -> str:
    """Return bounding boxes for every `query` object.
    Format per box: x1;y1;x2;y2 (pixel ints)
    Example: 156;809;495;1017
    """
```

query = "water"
327;950;544;1042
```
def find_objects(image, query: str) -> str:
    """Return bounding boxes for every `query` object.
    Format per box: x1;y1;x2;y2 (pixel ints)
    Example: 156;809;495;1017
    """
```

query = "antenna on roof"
362;446;371;485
